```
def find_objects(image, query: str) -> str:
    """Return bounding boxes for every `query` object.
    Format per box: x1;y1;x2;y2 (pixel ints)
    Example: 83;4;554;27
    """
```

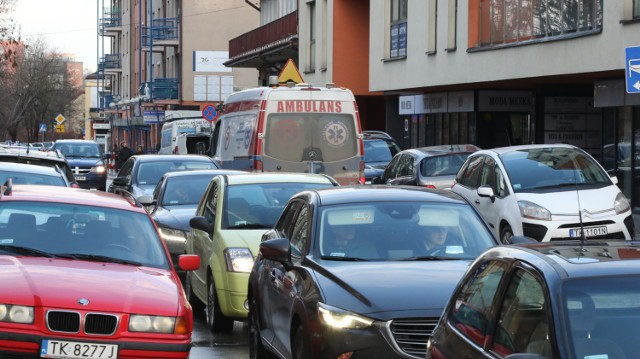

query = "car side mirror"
477;186;496;203
176;254;200;271
610;175;618;185
259;238;292;268
371;176;382;184
509;235;538;245
190;216;213;235
112;176;128;186
138;195;155;206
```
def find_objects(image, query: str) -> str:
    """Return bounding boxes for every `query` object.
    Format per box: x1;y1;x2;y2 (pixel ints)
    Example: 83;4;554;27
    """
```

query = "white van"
158;111;213;155
209;83;365;185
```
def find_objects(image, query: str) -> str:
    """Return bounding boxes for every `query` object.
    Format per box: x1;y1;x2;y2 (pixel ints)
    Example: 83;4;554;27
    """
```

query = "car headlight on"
223;247;254;272
91;164;106;174
0;304;34;324
158;227;187;244
317;302;373;329
129;315;183;334
614;192;631;214
518;200;551;221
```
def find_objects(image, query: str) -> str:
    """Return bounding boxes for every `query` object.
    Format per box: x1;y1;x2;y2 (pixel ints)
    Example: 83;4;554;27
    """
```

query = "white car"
451;144;634;244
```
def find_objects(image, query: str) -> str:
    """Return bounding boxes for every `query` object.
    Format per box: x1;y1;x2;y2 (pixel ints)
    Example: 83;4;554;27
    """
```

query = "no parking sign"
202;104;218;122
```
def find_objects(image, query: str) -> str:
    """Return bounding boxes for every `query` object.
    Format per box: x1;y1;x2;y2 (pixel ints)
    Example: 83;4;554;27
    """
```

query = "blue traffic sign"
626;46;640;93
202;104;217;122
39;124;47;133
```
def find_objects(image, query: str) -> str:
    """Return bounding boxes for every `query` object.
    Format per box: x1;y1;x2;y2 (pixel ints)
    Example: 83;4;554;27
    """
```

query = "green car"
184;172;338;332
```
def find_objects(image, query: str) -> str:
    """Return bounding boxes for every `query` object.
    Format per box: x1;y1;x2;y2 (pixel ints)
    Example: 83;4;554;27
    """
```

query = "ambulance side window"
210;121;221;157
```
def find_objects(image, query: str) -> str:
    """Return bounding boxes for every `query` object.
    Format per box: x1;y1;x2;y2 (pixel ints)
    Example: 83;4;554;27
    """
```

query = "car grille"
389;317;439;358
73;167;91;175
47;311;119;335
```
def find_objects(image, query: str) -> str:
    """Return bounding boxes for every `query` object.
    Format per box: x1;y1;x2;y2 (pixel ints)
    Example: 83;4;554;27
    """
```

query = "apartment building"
96;0;258;152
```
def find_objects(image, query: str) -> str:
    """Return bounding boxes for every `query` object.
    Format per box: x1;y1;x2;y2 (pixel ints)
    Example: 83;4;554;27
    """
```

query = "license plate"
569;226;608;238
75;176;86;181
41;339;118;359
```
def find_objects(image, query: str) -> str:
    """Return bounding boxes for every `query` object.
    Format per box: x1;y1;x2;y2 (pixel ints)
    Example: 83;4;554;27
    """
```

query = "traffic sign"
55;114;65;124
626;46;640;93
202;104;218;122
278;59;304;84
39;124;46;133
55;124;65;133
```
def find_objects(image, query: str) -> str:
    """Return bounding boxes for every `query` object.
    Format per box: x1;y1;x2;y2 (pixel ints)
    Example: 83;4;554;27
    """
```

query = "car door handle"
270;269;279;281
475;199;480;204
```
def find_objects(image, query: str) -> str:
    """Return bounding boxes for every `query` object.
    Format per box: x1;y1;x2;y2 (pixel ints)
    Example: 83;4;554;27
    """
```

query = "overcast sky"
13;0;99;72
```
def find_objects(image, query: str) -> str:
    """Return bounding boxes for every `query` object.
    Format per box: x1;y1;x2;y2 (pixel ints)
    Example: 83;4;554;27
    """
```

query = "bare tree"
0;0;16;39
0;39;83;142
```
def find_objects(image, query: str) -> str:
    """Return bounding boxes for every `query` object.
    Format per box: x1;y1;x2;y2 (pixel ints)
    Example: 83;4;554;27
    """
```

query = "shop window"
390;0;408;58
475;0;602;48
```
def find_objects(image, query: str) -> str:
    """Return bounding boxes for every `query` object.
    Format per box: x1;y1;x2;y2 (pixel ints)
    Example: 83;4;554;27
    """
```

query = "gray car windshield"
162;175;213;206
500;148;611;192
0;171;67;187
317;202;496;261
0;202;170;268
563;277;640;359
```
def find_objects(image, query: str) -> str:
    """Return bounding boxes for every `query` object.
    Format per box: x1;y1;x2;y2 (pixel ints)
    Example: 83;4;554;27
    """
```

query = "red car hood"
1;256;182;315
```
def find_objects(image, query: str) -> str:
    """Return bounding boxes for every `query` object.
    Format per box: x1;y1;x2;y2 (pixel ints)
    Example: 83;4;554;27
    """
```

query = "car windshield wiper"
0;245;58;258
56;253;142;266
226;223;271;229
320;255;370;261
399;255;461;261
530;182;593;190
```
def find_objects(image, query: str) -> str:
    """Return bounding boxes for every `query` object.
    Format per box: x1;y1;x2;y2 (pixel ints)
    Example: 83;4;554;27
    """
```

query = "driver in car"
418;226;449;253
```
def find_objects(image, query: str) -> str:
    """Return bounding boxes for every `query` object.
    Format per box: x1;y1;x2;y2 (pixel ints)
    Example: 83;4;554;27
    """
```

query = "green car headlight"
223;247;254;272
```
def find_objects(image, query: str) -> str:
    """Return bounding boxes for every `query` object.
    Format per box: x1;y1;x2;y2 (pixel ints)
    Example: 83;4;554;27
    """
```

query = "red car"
0;181;200;359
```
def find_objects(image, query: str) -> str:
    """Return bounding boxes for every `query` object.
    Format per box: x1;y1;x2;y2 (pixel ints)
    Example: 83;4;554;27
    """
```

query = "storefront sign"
92;124;110;130
544;132;585;147
447;91;474;112
544;114;586;131
143;110;165;124
478;91;532;112
399;95;415;115
415;93;447;114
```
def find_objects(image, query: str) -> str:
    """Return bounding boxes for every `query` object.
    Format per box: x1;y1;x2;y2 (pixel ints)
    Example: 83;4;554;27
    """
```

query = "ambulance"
209;82;365;185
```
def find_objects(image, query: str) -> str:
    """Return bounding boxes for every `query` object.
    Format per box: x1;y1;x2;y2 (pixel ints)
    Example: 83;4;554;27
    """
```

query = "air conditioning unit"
98;113;107;119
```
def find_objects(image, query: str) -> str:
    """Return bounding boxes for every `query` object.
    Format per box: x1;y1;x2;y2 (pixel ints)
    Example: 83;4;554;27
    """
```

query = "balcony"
99;6;121;36
140;79;178;100
142;18;179;51
99;94;120;111
98;54;122;73
225;10;298;68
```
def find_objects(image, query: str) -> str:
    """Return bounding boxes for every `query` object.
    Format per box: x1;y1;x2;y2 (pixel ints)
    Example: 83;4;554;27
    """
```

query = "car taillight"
424;185;436;189
359;160;365;184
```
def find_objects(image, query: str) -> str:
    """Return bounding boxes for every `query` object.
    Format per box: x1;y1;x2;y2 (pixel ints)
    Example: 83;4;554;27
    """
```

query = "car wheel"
292;324;310;359
207;277;234;333
185;271;204;314
500;224;514;245
249;296;272;359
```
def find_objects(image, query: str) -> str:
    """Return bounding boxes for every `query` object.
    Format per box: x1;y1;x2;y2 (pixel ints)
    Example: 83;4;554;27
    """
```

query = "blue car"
50;140;108;191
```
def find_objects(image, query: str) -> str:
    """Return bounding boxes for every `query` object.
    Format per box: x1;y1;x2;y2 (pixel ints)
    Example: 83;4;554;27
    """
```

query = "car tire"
292;324;310;359
207;277;234;333
249;296;273;359
185;271;204;314
500;224;514;245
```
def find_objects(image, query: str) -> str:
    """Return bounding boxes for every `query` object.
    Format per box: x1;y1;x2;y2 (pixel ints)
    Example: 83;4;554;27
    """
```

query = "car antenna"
573;160;587;246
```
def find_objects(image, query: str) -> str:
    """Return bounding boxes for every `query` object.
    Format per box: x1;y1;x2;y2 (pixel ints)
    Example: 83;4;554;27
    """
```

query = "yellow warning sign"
55;124;65;133
277;59;304;84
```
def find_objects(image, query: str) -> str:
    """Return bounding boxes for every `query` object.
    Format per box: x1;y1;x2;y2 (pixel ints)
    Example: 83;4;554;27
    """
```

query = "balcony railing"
142;18;179;46
99;6;121;35
228;11;298;58
140;79;179;100
98;54;121;70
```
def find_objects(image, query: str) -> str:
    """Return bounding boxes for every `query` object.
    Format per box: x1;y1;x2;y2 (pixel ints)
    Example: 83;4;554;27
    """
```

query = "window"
449;260;506;346
291;205;310;255
493;269;550;356
426;0;437;54
390;0;408;57
307;1;316;72
446;0;457;51
476;0;602;48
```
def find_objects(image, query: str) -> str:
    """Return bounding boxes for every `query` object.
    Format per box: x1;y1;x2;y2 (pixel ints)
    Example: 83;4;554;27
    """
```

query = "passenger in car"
324;224;378;258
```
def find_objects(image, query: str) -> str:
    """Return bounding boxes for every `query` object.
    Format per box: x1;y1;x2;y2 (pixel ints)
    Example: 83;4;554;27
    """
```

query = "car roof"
305;185;471;206
480;143;576;155
225;172;337;186
54;140;99;144
163;169;246;178
0;184;145;212
0;162;63;175
132;154;215;162
482;241;640;279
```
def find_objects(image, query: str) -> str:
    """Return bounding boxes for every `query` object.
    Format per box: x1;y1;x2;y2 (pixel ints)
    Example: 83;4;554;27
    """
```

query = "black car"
139;169;245;265
50;139;108;190
108;154;220;199
363;137;401;183
427;240;640;359
248;185;499;359
372;144;480;189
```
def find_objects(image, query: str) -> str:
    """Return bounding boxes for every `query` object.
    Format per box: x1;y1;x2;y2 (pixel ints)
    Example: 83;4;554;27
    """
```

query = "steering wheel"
424;246;447;256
